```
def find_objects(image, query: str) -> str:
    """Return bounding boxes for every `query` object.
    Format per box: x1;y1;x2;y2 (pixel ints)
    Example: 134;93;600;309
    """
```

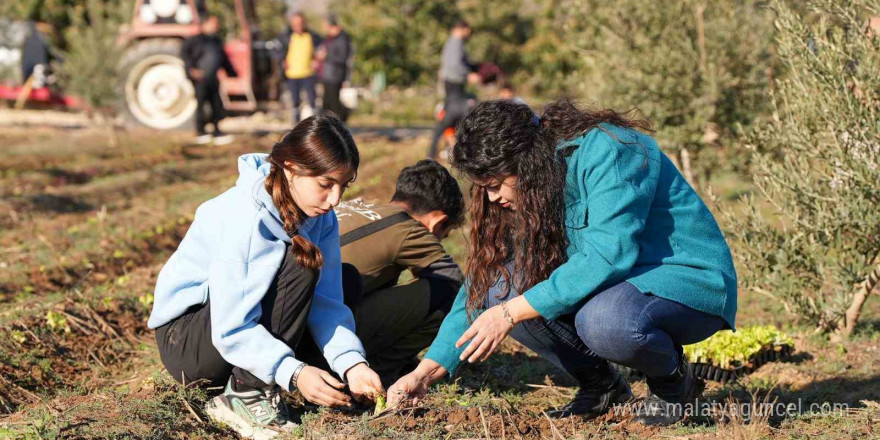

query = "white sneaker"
213;133;235;145
203;377;297;440
195;134;213;145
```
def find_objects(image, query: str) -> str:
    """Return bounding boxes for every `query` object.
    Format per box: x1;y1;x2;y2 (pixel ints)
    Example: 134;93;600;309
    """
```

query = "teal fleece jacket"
425;124;738;375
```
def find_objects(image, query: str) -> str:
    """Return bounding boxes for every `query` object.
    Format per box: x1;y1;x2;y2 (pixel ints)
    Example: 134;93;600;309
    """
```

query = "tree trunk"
695;3;708;74
669;152;682;172
94;111;119;149
841;255;880;337
680;147;695;186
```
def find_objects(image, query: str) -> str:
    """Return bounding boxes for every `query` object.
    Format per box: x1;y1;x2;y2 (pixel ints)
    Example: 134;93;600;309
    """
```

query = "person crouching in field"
389;100;738;426
331;160;466;385
148;112;383;437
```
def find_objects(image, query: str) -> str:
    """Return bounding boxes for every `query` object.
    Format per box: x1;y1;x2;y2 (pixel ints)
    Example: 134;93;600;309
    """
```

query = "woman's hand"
387;371;430;408
387;359;447;408
345;363;384;404
295;366;351;407
456;304;514;363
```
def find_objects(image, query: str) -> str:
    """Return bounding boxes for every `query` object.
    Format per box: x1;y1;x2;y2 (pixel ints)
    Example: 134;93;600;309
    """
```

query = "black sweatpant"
428;81;469;159
322;80;348;122
155;247;318;390
194;78;225;136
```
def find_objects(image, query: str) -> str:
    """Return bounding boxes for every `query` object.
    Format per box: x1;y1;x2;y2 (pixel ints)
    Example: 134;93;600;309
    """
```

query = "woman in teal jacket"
388;100;737;426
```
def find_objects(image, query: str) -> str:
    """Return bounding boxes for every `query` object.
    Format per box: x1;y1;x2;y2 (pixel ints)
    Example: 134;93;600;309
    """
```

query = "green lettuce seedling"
683;325;792;369
374;394;387;415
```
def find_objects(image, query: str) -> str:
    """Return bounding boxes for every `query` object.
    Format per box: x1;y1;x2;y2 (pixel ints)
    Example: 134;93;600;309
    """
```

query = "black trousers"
194;78;224;136
322;80;348;122
156;247;318;389
428;81;469;159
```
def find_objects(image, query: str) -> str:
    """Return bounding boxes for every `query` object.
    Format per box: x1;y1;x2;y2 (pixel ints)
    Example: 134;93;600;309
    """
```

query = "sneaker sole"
213;136;234;145
204;396;280;440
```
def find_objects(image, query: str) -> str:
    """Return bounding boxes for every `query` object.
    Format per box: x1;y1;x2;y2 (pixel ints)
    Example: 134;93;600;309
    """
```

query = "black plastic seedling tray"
691;343;794;383
613;344;794;383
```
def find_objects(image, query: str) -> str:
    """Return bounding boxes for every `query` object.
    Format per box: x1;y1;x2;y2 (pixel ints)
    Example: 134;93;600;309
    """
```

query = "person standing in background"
317;14;353;122
279;13;322;124
182;15;237;145
427;20;481;160
21;22;51;87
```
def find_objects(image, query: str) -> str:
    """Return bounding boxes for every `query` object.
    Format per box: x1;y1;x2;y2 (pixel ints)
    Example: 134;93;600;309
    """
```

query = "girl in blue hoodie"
389;100;737;426
148;113;383;435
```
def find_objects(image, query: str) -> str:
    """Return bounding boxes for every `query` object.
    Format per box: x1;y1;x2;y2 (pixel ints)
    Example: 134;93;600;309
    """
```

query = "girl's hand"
295;366;351;407
456;304;514;363
345;363;384;404
387;371;429;408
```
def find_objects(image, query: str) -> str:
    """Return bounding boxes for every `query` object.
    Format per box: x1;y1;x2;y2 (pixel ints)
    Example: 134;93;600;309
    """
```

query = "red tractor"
117;0;280;129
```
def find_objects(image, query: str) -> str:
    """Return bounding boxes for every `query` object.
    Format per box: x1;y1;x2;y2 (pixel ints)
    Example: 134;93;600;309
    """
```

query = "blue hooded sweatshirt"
148;153;366;391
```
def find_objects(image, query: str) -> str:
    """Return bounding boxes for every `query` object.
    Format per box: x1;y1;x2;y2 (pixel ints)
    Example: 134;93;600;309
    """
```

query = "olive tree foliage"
722;0;880;337
333;0;551;89
557;0;776;187
334;0;455;86
1;0;132;111
0;0;86;47
58;0;131;112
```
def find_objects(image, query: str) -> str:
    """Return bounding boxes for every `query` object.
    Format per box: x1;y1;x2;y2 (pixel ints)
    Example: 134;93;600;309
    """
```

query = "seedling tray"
613;343;793;383
690;343;793;383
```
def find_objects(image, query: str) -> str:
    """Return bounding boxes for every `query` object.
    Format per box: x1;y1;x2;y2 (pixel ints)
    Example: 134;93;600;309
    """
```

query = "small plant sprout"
45;311;71;334
10;330;27;344
139;293;154;310
374;394;387;415
365;386;387;415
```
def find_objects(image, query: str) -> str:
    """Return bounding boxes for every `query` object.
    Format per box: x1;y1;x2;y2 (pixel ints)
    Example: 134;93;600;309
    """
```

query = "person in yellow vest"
278;12;322;124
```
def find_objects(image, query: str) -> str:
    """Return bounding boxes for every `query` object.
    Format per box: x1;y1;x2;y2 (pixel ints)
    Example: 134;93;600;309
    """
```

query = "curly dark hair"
451;99;651;315
391;159;466;229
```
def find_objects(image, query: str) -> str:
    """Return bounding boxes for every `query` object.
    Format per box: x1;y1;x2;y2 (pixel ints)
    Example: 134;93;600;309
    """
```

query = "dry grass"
713;388;775;440
1;122;878;439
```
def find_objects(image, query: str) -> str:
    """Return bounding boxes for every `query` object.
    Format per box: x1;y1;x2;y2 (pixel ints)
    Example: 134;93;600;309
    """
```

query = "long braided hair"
264;112;359;269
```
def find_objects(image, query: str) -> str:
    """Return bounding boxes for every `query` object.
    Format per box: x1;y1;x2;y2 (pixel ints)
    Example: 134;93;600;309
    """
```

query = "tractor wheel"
119;38;196;130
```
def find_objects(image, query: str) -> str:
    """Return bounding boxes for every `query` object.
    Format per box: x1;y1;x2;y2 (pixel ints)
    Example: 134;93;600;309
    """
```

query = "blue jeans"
286;76;317;123
486;268;725;378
